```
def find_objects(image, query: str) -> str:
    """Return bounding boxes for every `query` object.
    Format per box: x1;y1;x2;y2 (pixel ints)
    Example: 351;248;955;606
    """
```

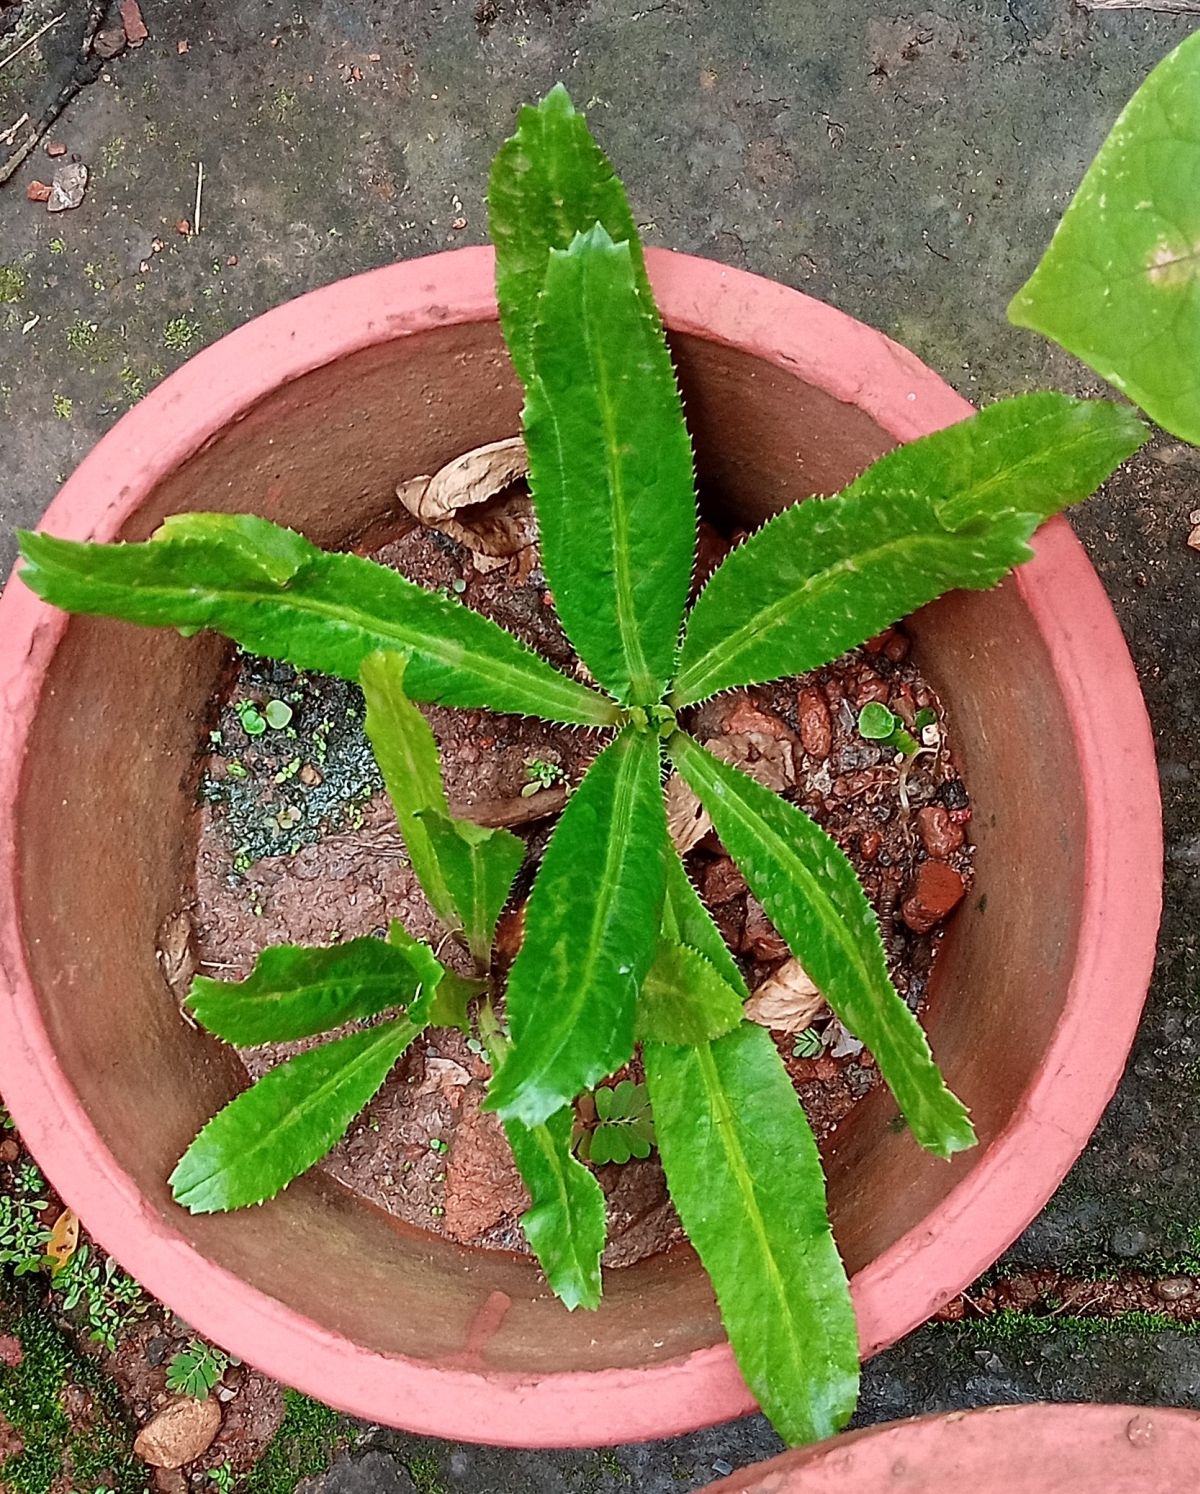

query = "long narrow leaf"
646;1023;859;1446
523;227;696;704
489;84;652;386
170;1018;421;1212
1009;33;1200;444
669;733;974;1158
361;651;457;926
18;513;617;726
672;394;1145;705
186;937;436;1046
503;1106;606;1311
486;728;667;1127
416;811;525;966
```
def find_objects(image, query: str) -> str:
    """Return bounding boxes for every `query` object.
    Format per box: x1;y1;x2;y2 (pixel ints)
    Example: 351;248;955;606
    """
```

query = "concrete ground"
2;1;1200;1489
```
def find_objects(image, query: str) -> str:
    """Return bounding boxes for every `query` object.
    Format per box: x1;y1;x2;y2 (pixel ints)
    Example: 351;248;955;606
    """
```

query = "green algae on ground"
0;1291;148;1494
0;266;25;304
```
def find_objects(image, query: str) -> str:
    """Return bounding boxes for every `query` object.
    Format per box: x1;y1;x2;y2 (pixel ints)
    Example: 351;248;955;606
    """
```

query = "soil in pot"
167;477;976;1268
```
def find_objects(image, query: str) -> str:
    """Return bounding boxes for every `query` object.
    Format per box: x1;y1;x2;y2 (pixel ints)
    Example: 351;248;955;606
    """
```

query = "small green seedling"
265;699;293;729
16;86;1148;1445
166;1339;229;1399
576;1080;656;1164
857;703;920;758
521;757;568;796
792;1028;823;1060
234;700;266;736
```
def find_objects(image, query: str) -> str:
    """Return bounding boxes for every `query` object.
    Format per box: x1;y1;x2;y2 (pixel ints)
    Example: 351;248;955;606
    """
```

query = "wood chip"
743;959;826;1034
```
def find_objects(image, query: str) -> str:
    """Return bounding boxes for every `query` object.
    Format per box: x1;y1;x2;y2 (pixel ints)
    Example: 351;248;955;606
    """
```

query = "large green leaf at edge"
503;1106;606;1310
523;226;696;705
1009;32;1200;445
669;732;974;1158
170;1018;421;1212
645;1023;858;1446
661;848;750;1000
671;393;1145;705
186;936;436;1046
486;728;667;1127
488;83;653;388
17;512;617;727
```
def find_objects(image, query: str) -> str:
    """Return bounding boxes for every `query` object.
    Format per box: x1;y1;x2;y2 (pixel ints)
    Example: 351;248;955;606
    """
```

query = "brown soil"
182;505;975;1267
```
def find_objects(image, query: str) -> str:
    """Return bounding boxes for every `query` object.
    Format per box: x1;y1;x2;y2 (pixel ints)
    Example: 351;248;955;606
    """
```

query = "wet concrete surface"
2;1;1200;1487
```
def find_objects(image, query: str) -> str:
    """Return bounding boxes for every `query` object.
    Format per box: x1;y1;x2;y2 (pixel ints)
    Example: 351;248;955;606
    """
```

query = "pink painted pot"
0;249;1161;1447
707;1404;1200;1490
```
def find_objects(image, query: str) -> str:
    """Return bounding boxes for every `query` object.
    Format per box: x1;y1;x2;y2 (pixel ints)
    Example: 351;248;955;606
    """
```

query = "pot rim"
708;1404;1200;1489
0;246;1162;1446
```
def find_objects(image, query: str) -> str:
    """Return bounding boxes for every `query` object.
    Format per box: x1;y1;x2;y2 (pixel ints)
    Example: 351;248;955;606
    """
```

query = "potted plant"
705;1404;1200;1491
0;77;1163;1447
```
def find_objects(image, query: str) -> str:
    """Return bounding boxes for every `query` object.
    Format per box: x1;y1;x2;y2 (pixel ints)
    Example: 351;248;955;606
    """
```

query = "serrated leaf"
636;940;745;1046
489;84;652;387
360;651;458;927
425;969;486;1033
661;849;749;1001
486;728;667;1127
523;226;696;705
17;514;617;727
672;394;1145;706
170;1018;421;1213
416;810;525;966
503;1104;606;1310
646;1023;858;1446
186;936;434;1046
669;733;974;1158
1009;33;1200;444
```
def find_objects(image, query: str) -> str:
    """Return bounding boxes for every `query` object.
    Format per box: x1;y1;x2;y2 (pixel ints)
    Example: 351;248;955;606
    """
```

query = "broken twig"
0;12;66;73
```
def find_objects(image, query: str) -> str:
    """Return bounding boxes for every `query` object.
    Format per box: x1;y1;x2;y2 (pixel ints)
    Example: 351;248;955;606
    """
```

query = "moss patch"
241;1389;347;1493
0;266;26;304
0;1290;146;1494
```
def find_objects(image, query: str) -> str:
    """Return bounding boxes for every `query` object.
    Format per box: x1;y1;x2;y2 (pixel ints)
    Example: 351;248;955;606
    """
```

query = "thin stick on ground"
0;12;66;73
194;161;204;236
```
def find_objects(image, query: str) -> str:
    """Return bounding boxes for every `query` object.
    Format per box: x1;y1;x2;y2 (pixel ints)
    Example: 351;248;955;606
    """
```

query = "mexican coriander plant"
16;87;1146;1444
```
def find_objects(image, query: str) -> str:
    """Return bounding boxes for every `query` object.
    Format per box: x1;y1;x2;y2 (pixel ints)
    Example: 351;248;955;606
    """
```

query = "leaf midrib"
580;257;657;704
674;525;944;704
692;1038;824;1387
675;738;931;1126
107;573;615;725
521;734;649;1089
178;1020;416;1198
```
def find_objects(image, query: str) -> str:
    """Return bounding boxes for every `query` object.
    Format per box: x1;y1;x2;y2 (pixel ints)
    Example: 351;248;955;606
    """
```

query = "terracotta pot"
0;249;1161;1446
707;1404;1200;1490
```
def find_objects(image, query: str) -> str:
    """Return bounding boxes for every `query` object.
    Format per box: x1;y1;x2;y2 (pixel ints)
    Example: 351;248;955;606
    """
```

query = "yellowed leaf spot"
46;1208;79;1272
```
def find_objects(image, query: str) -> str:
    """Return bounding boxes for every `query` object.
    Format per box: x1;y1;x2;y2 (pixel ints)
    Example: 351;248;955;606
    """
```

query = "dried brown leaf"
665;772;712;855
743;960;826;1034
706;732;796;793
46;1208;79;1272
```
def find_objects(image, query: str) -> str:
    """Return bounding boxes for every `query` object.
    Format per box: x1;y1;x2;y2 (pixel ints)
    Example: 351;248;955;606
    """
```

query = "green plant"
857;702;919;758
576;1080;655;1164
1011;31;1200;445
521;756;568;796
53;1246;145;1352
207;1463;235;1493
166;1339;229;1399
163;316;200;352
793;1028;823;1059
14;87;1146;1444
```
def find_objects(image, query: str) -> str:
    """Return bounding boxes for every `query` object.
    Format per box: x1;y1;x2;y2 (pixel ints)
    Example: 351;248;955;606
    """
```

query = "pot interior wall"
15;320;1086;1374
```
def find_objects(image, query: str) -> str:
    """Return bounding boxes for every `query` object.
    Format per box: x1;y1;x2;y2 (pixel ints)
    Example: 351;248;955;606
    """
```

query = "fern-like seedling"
16;85;1147;1445
576;1081;656;1165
